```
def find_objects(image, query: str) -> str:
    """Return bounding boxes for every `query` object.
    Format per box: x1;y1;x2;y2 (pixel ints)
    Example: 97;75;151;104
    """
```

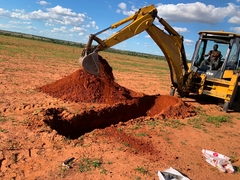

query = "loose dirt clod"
36;55;195;138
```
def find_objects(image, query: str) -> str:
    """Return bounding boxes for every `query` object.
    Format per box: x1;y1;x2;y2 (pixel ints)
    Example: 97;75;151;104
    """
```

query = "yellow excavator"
79;4;240;112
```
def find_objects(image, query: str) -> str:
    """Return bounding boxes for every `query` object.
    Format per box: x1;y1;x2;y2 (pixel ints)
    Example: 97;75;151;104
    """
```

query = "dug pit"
36;55;195;139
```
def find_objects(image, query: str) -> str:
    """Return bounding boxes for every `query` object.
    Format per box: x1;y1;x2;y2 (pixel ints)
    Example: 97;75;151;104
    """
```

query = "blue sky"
1;0;240;59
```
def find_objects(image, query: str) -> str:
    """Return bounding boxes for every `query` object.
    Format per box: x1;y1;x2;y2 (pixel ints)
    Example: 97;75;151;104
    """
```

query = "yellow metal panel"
203;73;239;101
222;70;234;78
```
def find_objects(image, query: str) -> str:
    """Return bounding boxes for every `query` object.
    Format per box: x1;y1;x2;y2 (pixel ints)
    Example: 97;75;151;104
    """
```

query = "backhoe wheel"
224;82;238;112
170;88;175;96
177;89;189;98
223;102;229;112
229;82;238;108
234;85;240;102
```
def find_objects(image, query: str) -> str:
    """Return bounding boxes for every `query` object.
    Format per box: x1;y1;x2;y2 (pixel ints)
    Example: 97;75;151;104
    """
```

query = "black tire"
223;102;229;112
170;88;175;96
229;83;238;108
223;80;238;112
234;85;240;102
177;89;189;98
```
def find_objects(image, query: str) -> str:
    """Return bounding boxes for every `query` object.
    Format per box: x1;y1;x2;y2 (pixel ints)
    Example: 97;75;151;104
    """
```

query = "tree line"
0;29;165;60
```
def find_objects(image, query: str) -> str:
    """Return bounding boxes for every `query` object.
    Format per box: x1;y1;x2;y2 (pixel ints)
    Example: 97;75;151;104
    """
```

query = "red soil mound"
38;56;140;104
146;95;194;119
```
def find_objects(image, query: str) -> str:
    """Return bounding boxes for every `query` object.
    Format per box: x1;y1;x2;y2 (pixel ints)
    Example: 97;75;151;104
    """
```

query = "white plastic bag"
158;167;190;180
202;149;234;173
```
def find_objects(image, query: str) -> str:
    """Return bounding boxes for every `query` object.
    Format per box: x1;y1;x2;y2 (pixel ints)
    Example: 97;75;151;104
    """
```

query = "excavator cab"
191;31;240;78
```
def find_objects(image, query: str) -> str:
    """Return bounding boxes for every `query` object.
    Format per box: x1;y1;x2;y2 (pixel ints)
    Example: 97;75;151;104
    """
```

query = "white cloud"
9;20;31;25
9;20;22;24
117;3;136;16
118;3;127;10
47;5;77;16
23;21;32;25
0;23;17;29
45;22;53;26
27;6;86;26
89;21;98;29
51;26;67;33
37;1;50;6
173;27;189;33
145;26;188;36
230;26;240;33
69;26;85;32
0;5;88;27
156;2;237;24
116;2;239;24
184;39;194;46
13;9;25;13
116;9;121;14
26;26;37;30
28;10;52;21
228;11;240;23
49;26;87;37
0;8;10;17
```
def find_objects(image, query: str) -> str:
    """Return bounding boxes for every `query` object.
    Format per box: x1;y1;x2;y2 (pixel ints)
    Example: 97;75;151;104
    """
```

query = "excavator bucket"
79;52;100;75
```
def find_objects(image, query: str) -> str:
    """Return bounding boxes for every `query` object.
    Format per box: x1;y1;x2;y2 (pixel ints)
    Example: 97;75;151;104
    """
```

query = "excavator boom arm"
84;4;157;52
146;17;189;90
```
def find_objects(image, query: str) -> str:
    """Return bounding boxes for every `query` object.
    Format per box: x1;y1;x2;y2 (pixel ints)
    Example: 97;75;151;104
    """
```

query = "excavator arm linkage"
79;4;189;92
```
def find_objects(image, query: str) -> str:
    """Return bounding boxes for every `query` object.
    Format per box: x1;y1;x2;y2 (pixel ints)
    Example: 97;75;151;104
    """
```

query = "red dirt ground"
1;49;240;180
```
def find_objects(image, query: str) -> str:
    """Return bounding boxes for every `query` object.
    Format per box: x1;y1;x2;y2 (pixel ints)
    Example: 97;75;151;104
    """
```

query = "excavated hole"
42;95;194;139
43;95;155;139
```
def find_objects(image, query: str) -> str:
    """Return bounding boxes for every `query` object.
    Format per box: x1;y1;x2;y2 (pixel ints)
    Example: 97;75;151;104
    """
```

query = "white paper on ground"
202;149;234;173
158;167;190;180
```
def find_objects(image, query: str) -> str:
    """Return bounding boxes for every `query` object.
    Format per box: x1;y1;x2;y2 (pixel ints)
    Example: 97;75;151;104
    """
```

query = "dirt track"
0;36;240;180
